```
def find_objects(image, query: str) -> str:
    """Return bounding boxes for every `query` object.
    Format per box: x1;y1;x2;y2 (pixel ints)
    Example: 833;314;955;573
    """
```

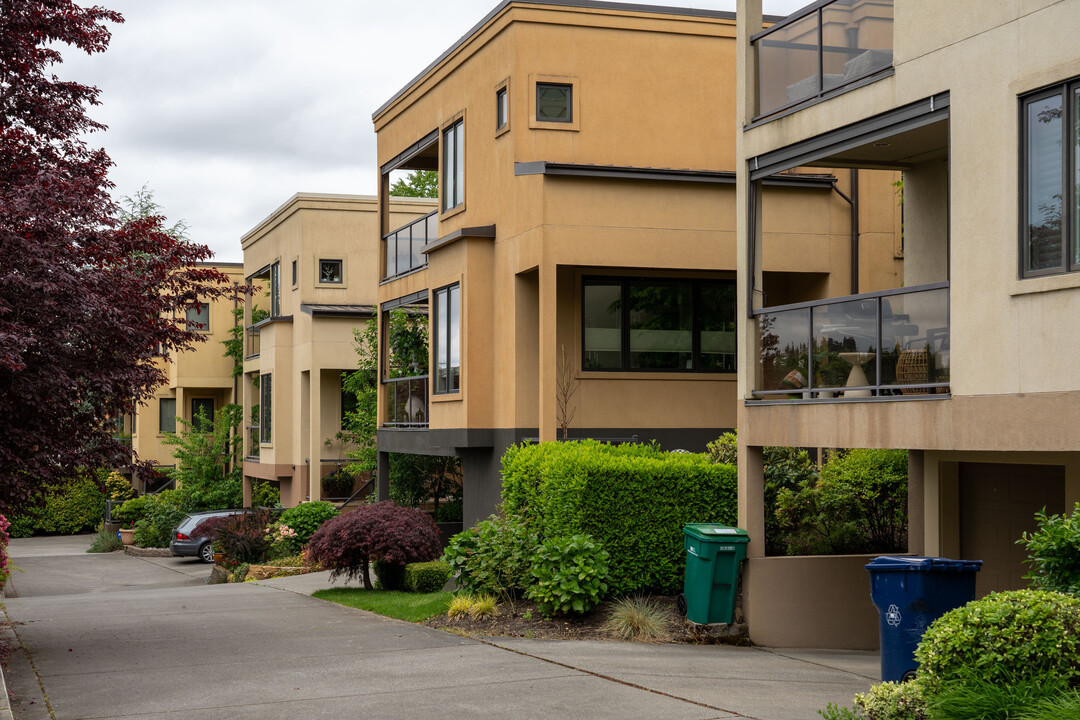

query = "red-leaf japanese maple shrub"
306;501;442;590
200;511;273;565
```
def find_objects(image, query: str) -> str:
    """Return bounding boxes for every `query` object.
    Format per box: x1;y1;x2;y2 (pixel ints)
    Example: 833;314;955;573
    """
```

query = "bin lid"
683;524;749;542
865;556;983;572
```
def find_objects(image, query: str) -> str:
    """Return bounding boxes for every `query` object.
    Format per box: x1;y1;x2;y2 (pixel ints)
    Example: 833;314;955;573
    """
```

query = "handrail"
383;210;438;280
752;281;948;316
337;476;375;510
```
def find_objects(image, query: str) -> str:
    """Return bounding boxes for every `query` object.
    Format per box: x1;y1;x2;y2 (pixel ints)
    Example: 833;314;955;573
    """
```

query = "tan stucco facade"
736;0;1080;648
373;1;902;526
240;193;436;507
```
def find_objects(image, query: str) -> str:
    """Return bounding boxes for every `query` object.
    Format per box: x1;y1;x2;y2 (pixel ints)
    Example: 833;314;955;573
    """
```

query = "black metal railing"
383;375;429;427
383;211;437;280
753;283;949;400
753;0;894;118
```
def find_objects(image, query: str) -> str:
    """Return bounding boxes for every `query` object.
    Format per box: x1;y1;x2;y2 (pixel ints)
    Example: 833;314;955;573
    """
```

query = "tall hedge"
500;440;737;595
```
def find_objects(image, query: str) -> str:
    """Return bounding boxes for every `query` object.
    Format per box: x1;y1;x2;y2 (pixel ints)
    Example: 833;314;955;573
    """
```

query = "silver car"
169;509;246;563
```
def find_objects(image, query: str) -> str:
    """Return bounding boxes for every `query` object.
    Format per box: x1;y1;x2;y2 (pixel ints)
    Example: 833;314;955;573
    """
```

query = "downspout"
831;169;860;295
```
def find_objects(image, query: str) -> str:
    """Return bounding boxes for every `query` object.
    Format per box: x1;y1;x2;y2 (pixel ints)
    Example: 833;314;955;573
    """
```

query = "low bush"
1018;502;1080;596
404;560;451;593
923;669;1067;720
914;589;1080;691
442;514;537;599
373;558;406;590
265;522;302;558
211;511;274;565
321;469;355;499
306;501;442;589
104;471;136;503
602;596;675;642
252;480;280;508
527;534;610;617
500;440;736;594
44;469;107;535
279;501;338;543
87;526;122;553
112;495;149;526
851;681;927;720
132;490;185;548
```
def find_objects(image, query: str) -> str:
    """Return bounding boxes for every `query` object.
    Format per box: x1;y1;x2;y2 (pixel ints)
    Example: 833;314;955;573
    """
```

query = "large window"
442;120;464;212
191;398;214;431
1022;78;1080;277
433;284;460;394
185;303;209;332
582;278;736;372
159;398;176;434
260;374;272;444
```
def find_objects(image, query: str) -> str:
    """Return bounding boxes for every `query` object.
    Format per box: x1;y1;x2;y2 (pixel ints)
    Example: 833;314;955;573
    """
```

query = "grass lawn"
312;588;453;622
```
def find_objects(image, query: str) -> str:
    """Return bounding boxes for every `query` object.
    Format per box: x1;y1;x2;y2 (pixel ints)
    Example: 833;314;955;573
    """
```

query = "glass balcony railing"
754;283;949;400
246;426;260;460
754;0;893;118
383;211;438;280
383;375;428;427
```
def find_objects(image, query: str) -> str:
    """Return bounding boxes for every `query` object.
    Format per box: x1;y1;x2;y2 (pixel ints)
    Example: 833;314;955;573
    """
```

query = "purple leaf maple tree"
0;1;245;511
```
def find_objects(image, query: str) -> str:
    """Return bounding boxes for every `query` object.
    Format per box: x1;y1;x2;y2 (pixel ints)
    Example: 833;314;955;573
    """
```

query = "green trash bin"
679;524;749;625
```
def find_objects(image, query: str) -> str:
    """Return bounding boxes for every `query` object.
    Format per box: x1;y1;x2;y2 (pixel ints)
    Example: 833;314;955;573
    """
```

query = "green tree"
389;170;437;198
339;321;379;480
162;405;244;510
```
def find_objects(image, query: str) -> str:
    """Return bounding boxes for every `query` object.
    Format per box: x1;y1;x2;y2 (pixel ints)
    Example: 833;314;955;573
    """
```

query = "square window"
496;87;508;130
536;83;572;123
185;303;209;332
319;259;343;284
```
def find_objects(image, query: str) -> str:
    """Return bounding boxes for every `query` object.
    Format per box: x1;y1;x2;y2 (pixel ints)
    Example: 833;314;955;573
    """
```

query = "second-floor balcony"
753;0;894;119
383;211;438;280
753;283;949;401
383;375;428;428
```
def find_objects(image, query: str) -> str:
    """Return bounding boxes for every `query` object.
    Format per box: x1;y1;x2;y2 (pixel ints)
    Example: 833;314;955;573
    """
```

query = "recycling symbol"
885;604;902;627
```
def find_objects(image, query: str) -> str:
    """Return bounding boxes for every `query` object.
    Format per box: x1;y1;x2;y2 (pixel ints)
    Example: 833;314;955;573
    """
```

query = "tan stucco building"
735;0;1080;648
373;0;902;526
240;193;436;507
124;262;245;490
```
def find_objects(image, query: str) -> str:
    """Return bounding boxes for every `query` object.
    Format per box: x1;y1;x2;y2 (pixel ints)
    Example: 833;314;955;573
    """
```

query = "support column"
737;443;766;559
537;263;558;442
907;450;925;555
378;451;390;501
308;369;322;502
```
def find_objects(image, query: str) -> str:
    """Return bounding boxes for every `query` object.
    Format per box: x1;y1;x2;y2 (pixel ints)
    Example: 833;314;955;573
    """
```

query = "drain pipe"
831;169;860;295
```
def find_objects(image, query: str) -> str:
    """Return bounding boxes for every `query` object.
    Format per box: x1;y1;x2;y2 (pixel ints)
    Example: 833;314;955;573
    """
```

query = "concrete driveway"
1;536;878;719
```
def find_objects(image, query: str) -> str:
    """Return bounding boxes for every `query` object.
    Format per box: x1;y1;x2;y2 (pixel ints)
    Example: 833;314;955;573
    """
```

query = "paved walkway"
1;536;879;719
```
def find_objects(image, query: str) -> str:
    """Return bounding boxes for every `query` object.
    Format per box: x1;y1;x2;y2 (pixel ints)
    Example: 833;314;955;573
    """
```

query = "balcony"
753;0;893;119
246;425;260;460
753;283;949;401
383;375;428;428
383;211;437;280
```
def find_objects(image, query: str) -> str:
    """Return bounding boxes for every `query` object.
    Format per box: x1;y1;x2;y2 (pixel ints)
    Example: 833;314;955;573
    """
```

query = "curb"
122;546;173;558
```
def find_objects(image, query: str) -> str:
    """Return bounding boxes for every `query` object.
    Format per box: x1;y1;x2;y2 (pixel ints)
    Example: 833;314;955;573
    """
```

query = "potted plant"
118;522;136;546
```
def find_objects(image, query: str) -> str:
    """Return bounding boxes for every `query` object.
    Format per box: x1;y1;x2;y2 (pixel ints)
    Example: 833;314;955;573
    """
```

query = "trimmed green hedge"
404;560;451;593
500;440;736;595
8;469;106;537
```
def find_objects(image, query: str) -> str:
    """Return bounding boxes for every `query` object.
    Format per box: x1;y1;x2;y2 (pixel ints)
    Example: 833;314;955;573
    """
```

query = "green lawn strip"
312;588;452;622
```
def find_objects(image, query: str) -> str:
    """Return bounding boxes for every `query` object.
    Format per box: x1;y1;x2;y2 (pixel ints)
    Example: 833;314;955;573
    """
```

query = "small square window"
496;87;508;130
536;83;572;123
319;259;343;284
185;303;209;332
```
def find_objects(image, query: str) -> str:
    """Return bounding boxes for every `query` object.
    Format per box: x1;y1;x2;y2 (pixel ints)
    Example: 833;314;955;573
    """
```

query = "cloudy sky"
58;0;809;262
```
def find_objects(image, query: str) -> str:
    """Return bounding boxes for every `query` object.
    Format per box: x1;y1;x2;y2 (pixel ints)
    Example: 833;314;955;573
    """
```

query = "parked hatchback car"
169;509;247;563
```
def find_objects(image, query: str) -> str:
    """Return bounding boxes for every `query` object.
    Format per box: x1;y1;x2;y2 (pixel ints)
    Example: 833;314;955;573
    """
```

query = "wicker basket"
896;349;930;395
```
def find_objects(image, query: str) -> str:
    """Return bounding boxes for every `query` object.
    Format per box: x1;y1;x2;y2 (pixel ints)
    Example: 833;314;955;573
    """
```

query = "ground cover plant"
312;588;452;623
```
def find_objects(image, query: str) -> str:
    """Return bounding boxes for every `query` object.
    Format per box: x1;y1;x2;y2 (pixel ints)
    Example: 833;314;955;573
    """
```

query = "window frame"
159;398;177;434
1020;78;1080;278
260;373;272;444
191;397;214;432
317;258;344;285
496;85;509;133
270;262;281;316
441;119;464;213
535;82;573;123
580;276;737;374
185;303;210;332
432;283;461;395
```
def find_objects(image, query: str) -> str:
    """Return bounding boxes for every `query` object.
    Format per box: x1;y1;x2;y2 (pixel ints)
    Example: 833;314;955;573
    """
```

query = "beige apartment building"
240;193;436;507
373;0;902;526
735;0;1080;649
123;262;245;490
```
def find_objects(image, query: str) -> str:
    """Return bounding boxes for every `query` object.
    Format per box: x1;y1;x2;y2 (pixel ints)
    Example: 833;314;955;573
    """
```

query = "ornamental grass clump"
306;501;442;590
602;596;675;642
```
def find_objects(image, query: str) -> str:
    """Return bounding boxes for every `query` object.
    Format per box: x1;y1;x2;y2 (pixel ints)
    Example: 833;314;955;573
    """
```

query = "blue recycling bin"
865;556;982;682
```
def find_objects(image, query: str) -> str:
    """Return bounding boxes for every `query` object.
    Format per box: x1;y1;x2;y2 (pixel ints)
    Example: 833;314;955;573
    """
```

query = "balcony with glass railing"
753;283;948;401
753;0;893;119
383;375;428;428
383;211;438;280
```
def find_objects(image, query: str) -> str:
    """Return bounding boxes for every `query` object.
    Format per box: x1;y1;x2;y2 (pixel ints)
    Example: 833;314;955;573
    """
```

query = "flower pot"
118;528;135;546
213;552;225;564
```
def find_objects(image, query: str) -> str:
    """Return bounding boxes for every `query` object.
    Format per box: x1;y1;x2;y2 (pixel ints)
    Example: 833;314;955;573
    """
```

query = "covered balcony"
753;0;893;120
381;130;439;281
378;296;430;428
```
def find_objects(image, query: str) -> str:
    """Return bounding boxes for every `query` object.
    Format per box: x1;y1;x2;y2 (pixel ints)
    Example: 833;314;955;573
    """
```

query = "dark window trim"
536;82;573;123
159;397;177;434
581;276;736;374
441;119;464;213
185;303;210;333
380;130;439;176
260;373;272;444
318;258;344;284
432;282;461;395
496;86;508;131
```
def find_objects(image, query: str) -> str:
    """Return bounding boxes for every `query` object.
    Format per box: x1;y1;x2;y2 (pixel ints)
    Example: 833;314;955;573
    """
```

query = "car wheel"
198;541;215;564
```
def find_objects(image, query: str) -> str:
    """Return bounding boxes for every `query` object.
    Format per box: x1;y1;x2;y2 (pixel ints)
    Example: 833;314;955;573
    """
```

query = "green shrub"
32;470;106;535
87;526;122;553
279;501;339;543
852;681;927;720
501;440;736;594
7;506;44;538
915;590;1080;691
113;495;148;525
132;490;185;548
252;480;280;508
818;704;862;720
442;514;537;599
373;558;406;590
1021;689;1080;720
1018;503;1080;596
104;471;136;502
923;669;1067;720
321;469;355;498
404;560;451;593
776;448;907;555
527;533;610;616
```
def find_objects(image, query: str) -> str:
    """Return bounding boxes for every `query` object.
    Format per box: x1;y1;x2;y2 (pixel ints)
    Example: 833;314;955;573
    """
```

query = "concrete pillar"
537;263;558;442
308;369;322;502
908;450;925;555
737;443;766;559
378;451;390;502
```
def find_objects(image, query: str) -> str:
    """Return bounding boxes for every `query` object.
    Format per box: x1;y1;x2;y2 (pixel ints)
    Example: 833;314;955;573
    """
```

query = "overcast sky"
58;0;810;263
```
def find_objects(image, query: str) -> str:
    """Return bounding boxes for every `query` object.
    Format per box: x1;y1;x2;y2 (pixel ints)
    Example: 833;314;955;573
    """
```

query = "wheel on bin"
901;670;917;683
676;593;687;617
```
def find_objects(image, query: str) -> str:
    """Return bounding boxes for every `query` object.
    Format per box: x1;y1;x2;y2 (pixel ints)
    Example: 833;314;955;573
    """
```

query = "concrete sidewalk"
2;537;879;719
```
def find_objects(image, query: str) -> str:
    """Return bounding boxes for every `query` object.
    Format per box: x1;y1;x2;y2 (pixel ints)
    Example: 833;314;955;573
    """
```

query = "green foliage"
389;170;438;198
252;480;280;508
320;468;356;498
163;404;244;511
312;588;452;623
852;681;927;720
923;670;1067;720
132;490;185;548
373;558;406;590
500;440;736;594
1020;689;1080;720
914;590;1080;691
87;526;122;553
818;704;862;720
231;563;251;583
20;469;107;536
266;521;303;558
448;593;497;619
776;449;907;555
104;471;135;502
527;534;610;616
1018;502;1080;596
6;508;42;538
389;453;462;516
404;560;451;593
340;322;378;479
442;514;538;599
434;499;463;522
113;495;148;525
279;501;339;543
602;596;675;642
707;431;818;556
222;306;245;379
